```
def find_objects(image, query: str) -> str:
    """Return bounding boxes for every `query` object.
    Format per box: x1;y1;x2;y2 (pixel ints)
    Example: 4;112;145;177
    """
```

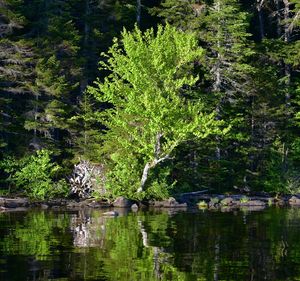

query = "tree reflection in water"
1;208;300;280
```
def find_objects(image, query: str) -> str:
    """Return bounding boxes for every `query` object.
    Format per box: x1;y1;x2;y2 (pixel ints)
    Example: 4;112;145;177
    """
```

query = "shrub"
1;150;69;200
240;196;249;203
197;200;208;208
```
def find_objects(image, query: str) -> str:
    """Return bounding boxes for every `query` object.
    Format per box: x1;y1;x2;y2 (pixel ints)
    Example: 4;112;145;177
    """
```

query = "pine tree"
17;0;82;153
0;0;34;154
153;0;256;191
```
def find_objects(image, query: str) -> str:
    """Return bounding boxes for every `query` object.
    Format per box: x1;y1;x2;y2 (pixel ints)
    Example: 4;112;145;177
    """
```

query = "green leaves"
89;25;224;199
0;150;69;200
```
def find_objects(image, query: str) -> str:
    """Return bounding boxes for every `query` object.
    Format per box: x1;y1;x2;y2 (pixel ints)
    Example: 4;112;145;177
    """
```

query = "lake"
1;207;300;280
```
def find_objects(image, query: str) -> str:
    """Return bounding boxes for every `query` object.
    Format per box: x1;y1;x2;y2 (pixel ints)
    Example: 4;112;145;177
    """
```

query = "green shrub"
210;197;220;204
240;196;249;203
197;200;208;208
1;150;69;200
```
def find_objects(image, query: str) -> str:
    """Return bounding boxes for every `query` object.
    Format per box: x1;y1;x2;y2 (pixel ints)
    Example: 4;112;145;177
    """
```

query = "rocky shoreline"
1;193;300;213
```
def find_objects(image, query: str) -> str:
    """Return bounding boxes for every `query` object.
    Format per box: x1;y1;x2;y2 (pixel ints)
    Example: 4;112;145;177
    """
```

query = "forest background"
0;0;299;200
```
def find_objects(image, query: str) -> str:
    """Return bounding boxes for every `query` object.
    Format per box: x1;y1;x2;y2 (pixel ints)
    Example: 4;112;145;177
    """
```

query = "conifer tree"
0;0;34;153
18;0;82;153
153;0;256;190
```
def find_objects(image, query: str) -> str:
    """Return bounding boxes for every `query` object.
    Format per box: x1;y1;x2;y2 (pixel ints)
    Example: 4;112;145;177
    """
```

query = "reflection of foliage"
72;211;191;281
2;209;300;280
1;211;70;260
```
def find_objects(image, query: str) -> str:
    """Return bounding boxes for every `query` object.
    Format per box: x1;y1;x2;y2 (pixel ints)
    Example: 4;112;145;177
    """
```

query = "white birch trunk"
138;162;151;193
137;133;169;193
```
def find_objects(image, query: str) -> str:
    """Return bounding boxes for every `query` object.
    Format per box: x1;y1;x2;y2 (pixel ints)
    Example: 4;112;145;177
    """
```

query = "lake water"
1;207;300;280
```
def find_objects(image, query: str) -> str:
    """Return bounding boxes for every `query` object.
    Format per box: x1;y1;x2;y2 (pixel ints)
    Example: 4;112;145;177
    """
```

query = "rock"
66;201;81;208
47;199;68;207
239;200;266;207
87;200;103;208
113;197;134;208
240;205;266;212
0;207;28;213
131;203;139;212
153;197;187;208
165;197;177;207
220;197;234;206
0;197;29;208
208;202;218;209
40;204;49;209
103;211;119;217
289;196;300;205
220;206;237;212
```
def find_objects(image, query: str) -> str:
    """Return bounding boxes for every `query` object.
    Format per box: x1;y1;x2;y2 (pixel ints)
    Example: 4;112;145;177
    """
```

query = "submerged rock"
239;200;266;207
131;203;139;212
240;205;266;212
103;211;119;217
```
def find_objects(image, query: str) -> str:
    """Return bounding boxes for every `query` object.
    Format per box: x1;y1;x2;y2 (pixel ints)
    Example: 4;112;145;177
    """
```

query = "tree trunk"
138;162;151;193
283;0;291;170
214;0;221;161
137;133;169;193
274;0;281;37
283;0;291;43
137;0;141;26
138;219;163;279
81;0;90;95
257;0;265;40
283;0;291;106
81;0;90;153
213;236;220;281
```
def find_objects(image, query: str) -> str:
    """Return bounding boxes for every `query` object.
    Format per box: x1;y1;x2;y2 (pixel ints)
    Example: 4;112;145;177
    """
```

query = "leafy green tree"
89;25;225;199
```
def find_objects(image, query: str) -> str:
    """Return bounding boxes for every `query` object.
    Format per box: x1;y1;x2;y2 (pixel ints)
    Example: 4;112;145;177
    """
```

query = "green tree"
153;0;256;191
89;25;225;199
0;0;34;154
1;149;69;199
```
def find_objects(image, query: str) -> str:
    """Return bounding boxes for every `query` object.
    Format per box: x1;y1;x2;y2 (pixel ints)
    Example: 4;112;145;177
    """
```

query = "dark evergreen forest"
0;0;299;200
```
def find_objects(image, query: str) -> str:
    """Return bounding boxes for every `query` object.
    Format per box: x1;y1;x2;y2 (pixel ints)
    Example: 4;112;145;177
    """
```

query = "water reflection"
1;208;300;280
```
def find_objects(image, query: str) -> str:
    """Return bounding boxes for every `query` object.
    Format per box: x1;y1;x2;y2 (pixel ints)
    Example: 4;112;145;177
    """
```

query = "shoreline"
1;193;300;213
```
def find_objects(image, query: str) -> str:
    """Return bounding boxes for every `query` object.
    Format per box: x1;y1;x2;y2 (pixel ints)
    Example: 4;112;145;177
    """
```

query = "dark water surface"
1;207;300;281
